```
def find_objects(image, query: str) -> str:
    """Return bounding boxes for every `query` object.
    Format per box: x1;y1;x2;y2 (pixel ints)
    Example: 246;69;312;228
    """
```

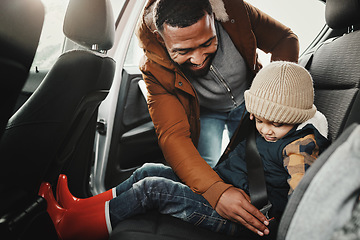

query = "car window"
246;0;326;65
124;34;143;67
31;0;126;73
123;0;326;67
111;0;127;21
31;0;69;72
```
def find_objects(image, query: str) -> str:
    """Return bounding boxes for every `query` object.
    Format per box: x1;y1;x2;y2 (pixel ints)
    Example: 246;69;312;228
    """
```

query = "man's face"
159;13;218;77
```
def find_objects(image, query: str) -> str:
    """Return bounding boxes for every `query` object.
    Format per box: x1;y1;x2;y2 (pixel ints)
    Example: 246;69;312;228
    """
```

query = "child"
39;61;329;240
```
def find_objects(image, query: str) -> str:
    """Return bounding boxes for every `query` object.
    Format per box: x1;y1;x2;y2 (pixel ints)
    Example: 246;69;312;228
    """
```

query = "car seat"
277;0;360;238
0;0;115;239
0;0;44;140
298;0;360;142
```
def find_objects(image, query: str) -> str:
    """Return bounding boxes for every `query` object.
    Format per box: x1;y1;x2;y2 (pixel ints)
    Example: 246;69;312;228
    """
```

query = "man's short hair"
154;0;213;32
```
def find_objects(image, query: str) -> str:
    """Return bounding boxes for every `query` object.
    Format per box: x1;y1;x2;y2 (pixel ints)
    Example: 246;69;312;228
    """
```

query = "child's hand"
215;187;270;236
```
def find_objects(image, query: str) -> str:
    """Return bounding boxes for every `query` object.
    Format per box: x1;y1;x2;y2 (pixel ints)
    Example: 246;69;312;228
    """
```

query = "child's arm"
283;134;320;195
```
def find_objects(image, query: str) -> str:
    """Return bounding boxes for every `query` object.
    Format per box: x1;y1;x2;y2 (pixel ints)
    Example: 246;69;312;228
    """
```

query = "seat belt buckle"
259;201;273;220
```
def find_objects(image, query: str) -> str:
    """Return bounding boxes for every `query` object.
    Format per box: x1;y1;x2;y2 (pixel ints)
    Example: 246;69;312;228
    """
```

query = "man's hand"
215;187;270;236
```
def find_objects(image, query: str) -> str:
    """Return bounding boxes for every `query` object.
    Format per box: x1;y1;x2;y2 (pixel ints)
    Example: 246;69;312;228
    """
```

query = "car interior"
0;0;115;238
0;0;359;239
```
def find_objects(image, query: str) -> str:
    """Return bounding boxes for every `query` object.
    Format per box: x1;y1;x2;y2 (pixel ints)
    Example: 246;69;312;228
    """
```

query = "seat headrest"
325;0;360;29
63;0;115;51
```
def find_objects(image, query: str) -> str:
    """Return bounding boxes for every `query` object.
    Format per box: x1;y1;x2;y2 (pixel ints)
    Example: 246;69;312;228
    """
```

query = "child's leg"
109;176;242;235
55;163;175;209
39;164;243;239
114;163;179;195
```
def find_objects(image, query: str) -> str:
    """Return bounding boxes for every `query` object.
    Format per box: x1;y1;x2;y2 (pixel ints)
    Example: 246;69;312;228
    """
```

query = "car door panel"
105;66;164;189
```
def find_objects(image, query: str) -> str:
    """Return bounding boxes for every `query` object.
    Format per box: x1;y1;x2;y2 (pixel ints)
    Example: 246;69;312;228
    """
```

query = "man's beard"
177;54;215;78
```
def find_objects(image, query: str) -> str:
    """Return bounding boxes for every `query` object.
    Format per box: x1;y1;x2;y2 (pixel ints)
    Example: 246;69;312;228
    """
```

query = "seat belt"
245;122;269;210
217;111;250;165
217;112;270;211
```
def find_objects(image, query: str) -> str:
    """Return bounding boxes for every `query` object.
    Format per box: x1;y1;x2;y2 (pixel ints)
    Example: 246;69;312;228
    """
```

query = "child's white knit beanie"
244;61;317;124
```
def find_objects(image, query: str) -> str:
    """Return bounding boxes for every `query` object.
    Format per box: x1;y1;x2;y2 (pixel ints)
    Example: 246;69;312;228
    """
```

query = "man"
135;0;299;233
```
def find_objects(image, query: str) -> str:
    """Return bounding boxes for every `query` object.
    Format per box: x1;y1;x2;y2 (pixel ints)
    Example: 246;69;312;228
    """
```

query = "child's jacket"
215;111;330;218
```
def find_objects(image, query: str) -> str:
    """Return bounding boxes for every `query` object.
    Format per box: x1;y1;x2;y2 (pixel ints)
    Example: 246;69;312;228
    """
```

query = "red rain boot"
56;174;115;209
39;182;111;240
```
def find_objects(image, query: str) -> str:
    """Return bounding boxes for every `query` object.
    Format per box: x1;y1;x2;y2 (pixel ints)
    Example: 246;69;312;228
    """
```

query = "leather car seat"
0;0;115;238
0;0;44;140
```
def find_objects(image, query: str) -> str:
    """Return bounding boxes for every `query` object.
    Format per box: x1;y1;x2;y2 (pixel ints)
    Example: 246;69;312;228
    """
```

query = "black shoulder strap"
217;111;251;165
245;121;269;209
217;113;268;209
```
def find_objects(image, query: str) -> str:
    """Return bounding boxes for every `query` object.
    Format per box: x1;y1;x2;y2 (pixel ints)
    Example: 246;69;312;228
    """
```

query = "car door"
102;49;165;189
91;0;165;193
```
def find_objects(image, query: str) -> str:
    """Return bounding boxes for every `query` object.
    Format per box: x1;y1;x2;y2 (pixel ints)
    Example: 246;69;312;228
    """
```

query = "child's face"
250;114;295;142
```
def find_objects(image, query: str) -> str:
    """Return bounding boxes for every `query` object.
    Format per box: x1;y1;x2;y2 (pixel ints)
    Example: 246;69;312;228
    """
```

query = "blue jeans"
198;103;246;167
108;163;245;236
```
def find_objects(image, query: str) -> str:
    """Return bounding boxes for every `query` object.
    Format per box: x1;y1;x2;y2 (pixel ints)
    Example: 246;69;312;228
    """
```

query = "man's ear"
155;30;165;45
249;113;254;120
